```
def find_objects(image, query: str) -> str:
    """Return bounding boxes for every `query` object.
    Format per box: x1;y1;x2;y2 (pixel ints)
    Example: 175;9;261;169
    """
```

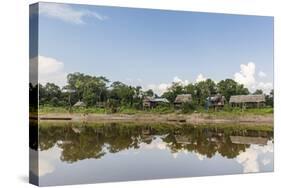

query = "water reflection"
38;123;273;186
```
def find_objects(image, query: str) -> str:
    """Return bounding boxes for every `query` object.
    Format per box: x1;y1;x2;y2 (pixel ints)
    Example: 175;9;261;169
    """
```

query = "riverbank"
37;112;273;125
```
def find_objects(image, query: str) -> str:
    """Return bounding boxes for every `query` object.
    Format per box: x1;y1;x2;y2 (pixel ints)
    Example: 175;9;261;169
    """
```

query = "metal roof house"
73;101;86;107
143;97;169;108
229;94;265;108
174;94;192;107
206;94;226;110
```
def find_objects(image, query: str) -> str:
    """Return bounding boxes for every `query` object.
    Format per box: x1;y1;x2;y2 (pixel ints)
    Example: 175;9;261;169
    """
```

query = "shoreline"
36;113;274;125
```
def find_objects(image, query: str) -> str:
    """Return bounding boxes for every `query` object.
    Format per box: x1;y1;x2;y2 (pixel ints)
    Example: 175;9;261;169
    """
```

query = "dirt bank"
37;113;273;125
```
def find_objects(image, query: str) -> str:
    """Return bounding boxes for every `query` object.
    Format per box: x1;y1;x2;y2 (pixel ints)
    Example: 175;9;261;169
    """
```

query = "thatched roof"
229;94;265;103
175;135;192;145
73;101;86;107
230;136;268;145
174;94;192;104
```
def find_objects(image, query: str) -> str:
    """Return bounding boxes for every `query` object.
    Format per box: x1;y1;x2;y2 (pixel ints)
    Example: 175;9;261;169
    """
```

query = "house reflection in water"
38;122;273;162
230;136;268;146
37;122;273;186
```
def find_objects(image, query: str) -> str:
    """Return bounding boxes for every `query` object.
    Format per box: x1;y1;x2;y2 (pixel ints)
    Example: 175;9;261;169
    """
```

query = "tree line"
33;72;274;109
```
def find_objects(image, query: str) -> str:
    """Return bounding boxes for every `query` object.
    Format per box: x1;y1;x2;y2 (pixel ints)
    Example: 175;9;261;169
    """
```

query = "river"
30;122;273;186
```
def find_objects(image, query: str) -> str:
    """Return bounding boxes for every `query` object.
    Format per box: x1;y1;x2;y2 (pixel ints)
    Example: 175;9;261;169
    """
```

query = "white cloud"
196;73;207;83
158;83;171;92
141;138;168;150
30;55;67;87
234;62;273;94
258;71;267;78
30;148;58;177
137;78;143;83
173;76;189;85
234;62;256;88
257;82;273;94
236;148;259;173
39;158;55;177
194;152;206;161
146;76;189;95
147;83;171;95
38;147;63;177
39;3;107;24
262;158;271;166
172;153;178;159
30;57;39;86
38;55;64;75
236;141;273;173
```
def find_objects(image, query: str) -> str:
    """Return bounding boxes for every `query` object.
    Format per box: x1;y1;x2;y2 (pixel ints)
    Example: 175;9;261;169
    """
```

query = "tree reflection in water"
38;123;273;163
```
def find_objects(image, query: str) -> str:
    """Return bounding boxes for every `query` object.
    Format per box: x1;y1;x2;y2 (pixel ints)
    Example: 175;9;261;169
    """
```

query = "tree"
184;84;196;96
194;79;217;106
65;72;109;106
217;79;249;102
109;81;135;107
162;82;184;103
253;89;263;95
39;83;62;106
144;89;154;97
181;102;196;113
30;83;39;110
265;89;274;107
133;86;143;109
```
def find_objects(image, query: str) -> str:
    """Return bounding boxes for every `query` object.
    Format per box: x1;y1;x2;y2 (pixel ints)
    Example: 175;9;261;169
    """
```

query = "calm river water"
31;122;273;186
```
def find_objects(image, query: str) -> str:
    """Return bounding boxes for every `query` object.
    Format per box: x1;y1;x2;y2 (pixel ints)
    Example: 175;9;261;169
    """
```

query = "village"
142;93;267;110
31;72;273;124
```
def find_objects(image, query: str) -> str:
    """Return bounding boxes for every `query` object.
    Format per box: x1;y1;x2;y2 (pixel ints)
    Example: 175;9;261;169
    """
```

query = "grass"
39;106;107;114
202;107;273;118
39;105;273;117
39;105;175;115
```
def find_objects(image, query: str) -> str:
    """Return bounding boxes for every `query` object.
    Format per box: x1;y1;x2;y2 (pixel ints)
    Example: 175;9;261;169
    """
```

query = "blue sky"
32;2;274;94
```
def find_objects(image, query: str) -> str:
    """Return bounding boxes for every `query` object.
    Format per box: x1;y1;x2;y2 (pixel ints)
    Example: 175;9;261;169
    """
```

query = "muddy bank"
38;113;273;125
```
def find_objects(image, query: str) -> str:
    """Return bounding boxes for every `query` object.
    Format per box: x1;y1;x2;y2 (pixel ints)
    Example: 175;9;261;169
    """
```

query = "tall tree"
194;79;217;106
65;72;109;106
162;82;184;103
109;81;135;107
217;79;249;101
265;89;274;107
253;89;263;95
39;83;62;106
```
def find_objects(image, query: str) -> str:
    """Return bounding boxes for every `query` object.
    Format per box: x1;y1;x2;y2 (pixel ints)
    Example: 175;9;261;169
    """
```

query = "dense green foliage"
32;72;274;113
162;78;250;105
181;102;196;114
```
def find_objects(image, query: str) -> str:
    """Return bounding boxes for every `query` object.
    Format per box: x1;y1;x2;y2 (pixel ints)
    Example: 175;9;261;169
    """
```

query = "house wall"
230;102;265;108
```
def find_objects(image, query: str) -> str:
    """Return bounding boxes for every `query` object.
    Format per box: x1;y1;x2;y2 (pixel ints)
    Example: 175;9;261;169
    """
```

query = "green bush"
107;99;120;113
181;102;196;114
132;102;142;110
150;106;174;114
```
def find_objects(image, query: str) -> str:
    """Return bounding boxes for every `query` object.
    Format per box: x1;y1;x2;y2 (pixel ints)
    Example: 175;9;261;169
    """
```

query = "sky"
30;2;274;94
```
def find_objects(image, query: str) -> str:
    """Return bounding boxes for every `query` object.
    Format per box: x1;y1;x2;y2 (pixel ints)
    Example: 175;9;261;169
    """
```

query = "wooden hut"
229;94;265;108
174;94;192;107
230;136;268;146
175;135;196;145
143;97;153;108
143;97;169;108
